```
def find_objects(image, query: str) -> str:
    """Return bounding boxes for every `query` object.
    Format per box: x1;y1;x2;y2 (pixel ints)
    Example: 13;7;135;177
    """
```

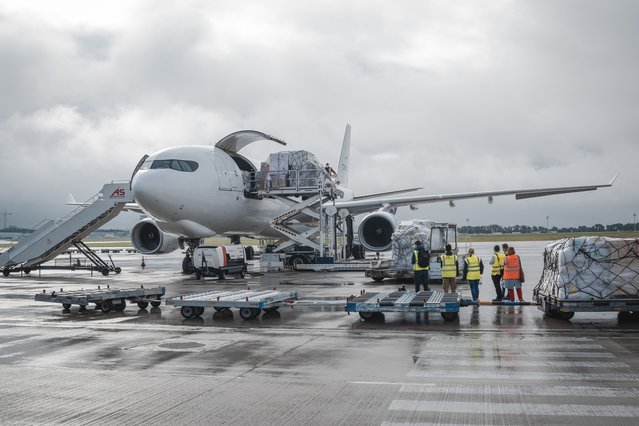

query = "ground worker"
463;247;483;302
503;246;525;302
500;243;509;296
324;163;336;179
488;244;505;301
438;243;459;293
411;240;430;292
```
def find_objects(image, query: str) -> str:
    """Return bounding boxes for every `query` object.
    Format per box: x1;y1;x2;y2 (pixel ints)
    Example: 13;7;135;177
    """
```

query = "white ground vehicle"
192;245;247;280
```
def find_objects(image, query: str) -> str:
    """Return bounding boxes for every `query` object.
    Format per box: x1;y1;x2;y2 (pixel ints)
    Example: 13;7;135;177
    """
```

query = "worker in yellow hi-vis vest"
438;244;459;293
488;244;505;301
463;247;484;302
411;240;430;292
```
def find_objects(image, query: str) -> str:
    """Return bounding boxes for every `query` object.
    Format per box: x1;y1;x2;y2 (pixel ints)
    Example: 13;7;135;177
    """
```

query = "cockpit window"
149;159;199;172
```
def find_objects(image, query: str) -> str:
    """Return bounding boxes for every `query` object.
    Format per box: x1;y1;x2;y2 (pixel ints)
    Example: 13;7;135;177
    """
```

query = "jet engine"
131;219;180;254
357;211;398;252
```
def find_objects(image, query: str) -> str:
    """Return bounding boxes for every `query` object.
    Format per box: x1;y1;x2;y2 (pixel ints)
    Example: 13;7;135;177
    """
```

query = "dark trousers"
414;269;429;292
491;274;504;300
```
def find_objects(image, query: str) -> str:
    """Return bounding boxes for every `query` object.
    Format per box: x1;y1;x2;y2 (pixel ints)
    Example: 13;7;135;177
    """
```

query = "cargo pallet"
166;289;298;320
35;285;165;312
345;290;464;321
533;289;639;321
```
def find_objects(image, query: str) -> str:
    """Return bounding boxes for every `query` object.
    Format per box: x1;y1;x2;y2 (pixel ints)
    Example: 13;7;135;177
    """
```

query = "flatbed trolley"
533;289;639;321
345;290;463;321
166;289;298;319
35;285;165;312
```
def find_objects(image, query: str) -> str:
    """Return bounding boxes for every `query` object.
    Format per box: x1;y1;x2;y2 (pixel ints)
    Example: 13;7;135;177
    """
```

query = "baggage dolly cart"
166;289;298;319
345;290;463;321
533;289;639;321
35;285;166;312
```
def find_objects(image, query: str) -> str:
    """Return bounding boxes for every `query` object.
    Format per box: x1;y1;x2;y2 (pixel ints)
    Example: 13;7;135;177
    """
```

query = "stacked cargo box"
535;237;639;300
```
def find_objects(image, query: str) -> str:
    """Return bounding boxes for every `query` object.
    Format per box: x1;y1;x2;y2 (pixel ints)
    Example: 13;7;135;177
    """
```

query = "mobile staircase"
0;182;133;277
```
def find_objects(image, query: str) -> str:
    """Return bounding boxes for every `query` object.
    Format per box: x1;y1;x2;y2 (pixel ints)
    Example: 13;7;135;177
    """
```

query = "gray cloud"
0;0;637;230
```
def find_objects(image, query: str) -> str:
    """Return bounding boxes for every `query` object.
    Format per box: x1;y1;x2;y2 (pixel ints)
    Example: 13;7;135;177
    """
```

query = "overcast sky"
0;0;637;230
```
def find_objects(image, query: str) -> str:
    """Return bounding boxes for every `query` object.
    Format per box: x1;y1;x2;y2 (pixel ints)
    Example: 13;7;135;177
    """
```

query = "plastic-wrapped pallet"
535;237;639;300
391;220;435;269
264;150;323;188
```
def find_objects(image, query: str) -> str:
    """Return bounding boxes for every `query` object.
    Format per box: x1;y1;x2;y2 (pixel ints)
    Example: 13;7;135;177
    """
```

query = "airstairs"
0;182;133;276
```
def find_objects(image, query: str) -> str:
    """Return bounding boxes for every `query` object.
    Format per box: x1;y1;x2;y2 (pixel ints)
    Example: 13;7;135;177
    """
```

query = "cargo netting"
535;237;639;301
391;220;434;269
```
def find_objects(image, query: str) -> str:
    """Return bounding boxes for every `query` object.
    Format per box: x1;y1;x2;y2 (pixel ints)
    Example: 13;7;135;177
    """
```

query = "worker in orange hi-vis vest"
503;246;525;302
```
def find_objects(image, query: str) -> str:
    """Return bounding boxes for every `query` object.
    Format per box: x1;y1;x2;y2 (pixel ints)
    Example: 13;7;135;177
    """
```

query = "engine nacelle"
357;211;398;252
131;219;180;254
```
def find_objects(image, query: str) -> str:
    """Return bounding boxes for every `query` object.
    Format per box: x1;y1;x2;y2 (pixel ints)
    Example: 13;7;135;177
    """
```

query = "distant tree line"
2;223;637;236
459;222;638;234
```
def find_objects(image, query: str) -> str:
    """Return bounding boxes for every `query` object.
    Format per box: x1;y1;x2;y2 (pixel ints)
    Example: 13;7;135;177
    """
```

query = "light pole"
0;210;11;230
546;215;549;233
634;213;637;232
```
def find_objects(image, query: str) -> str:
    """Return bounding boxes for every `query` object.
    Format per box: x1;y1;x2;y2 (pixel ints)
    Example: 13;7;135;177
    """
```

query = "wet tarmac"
2;241;639;424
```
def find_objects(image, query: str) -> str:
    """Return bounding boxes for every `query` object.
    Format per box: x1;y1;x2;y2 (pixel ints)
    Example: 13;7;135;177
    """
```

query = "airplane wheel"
240;269;246;278
182;255;193;274
99;300;113;313
2;269;10;277
218;271;226;280
352;244;365;260
181;306;196;319
114;267;122;274
137;301;149;309
62;303;72;310
24;268;31;275
372;277;384;283
79;305;87;312
101;268;109;276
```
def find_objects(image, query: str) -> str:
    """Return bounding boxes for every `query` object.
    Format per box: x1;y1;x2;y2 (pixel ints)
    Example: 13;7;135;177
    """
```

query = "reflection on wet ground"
3;241;639;424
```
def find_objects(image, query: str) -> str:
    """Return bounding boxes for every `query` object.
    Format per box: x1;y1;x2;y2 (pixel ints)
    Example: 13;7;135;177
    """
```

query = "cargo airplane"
128;125;617;271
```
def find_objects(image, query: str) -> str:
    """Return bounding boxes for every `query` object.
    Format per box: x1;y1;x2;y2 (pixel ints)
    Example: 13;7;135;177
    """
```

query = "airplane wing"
335;173;619;216
214;130;286;153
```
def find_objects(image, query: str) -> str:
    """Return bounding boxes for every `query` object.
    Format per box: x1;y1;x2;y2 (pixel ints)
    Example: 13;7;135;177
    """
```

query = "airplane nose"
132;170;166;216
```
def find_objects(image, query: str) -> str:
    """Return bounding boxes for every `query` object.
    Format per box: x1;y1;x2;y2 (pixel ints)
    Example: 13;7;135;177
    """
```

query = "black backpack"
417;250;430;268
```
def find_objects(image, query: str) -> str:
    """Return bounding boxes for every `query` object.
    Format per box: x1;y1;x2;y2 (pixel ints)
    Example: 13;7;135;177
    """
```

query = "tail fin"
336;124;350;186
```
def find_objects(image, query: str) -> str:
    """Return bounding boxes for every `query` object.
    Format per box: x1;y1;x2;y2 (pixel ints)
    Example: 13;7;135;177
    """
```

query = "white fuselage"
132;145;316;238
